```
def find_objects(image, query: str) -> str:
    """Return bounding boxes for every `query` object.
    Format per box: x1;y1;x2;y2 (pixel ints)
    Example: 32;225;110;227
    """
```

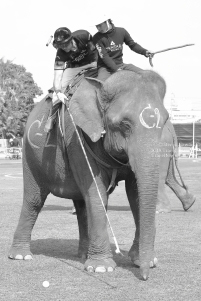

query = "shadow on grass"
42;205;73;211
42;205;131;212
31;238;141;279
108;206;130;211
41;205;188;213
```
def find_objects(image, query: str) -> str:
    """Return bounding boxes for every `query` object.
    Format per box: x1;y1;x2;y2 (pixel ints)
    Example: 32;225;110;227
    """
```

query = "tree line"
0;58;43;139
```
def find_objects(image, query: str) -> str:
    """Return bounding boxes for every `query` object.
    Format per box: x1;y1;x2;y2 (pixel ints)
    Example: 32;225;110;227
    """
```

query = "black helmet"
53;27;72;48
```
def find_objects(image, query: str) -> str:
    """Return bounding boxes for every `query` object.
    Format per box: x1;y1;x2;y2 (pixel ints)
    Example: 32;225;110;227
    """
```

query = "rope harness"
66;107;123;255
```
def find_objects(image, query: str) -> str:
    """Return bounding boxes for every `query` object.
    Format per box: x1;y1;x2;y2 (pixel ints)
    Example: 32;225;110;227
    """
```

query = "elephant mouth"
106;151;129;167
81;130;129;168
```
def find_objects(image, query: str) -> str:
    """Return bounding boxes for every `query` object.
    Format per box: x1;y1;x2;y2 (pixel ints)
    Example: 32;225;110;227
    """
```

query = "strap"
83;136;113;169
107;169;118;192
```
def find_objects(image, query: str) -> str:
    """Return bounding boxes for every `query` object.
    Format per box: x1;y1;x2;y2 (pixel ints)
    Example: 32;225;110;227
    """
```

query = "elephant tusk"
101;130;106;137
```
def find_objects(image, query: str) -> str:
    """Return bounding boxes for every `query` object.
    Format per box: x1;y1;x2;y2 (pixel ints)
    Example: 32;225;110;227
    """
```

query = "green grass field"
0;159;201;301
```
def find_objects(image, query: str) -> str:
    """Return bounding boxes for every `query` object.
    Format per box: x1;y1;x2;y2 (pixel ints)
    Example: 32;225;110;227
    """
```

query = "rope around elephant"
67;105;123;256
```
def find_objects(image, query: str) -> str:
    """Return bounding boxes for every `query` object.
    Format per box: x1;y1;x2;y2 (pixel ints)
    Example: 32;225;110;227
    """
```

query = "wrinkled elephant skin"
9;70;188;280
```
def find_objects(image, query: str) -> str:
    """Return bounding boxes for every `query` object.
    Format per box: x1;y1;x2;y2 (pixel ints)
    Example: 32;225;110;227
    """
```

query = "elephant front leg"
8;182;49;260
69;146;116;272
157;180;172;213
84;185;116;273
125;174;158;269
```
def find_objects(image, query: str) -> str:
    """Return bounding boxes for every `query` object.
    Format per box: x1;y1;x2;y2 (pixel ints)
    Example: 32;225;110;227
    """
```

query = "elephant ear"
69;78;104;142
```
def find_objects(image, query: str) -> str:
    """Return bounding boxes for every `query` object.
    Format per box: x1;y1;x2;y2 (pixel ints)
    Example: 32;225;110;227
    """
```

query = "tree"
0;58;43;138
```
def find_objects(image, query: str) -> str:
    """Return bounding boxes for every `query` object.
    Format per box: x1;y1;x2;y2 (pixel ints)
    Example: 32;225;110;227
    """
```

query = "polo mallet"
148;43;195;67
46;35;53;47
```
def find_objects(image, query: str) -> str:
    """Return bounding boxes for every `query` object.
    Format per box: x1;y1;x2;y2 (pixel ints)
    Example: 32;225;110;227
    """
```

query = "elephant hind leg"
165;156;196;211
72;199;89;259
8;184;49;260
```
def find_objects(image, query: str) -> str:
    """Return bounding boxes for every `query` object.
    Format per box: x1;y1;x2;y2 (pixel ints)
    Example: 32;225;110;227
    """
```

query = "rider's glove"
145;50;154;58
52;91;67;104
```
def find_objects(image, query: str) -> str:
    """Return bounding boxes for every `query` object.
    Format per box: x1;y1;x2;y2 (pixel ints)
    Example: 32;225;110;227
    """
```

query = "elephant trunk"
128;135;160;280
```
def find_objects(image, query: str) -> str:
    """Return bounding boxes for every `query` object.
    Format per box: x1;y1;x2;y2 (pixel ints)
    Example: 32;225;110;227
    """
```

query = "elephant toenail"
15;255;23;260
95;266;106;273
87;266;94;272
154;258;158;265
24;255;33;260
107;267;114;272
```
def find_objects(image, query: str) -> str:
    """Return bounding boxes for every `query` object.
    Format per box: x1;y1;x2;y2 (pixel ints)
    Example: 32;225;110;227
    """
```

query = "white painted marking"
27;115;45;149
5;173;23;179
139;104;161;129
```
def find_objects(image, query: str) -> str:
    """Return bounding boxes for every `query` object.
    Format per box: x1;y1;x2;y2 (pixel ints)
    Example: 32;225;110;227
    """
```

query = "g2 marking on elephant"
139;104;161;129
28;115;56;149
27;115;45;149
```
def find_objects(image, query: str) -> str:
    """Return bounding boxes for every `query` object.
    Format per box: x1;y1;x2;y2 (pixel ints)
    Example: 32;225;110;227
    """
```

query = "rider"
92;14;153;81
45;27;97;132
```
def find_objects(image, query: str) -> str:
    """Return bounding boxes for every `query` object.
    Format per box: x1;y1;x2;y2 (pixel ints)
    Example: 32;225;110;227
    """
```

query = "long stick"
153;44;194;55
67;106;123;256
46;35;53;47
149;43;195;67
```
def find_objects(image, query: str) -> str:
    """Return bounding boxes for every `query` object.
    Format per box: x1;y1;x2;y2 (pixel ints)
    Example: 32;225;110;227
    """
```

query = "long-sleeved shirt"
55;30;97;68
93;26;147;72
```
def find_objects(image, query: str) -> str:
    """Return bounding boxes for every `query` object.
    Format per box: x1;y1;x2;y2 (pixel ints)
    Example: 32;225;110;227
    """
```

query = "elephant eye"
120;120;131;136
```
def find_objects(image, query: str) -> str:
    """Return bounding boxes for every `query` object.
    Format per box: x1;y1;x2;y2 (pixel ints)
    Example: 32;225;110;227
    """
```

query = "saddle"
44;67;97;133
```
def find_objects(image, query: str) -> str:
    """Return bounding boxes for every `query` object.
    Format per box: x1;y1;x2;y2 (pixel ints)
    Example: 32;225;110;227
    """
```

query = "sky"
0;0;201;110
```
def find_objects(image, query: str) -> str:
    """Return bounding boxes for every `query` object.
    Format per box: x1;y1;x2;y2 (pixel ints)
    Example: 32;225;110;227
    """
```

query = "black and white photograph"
0;0;201;300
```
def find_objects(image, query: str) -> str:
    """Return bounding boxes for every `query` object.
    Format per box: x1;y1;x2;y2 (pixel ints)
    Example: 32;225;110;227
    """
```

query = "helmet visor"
53;37;73;50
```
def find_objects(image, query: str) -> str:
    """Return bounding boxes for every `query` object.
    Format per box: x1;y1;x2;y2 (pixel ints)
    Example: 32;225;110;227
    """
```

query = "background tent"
173;122;201;146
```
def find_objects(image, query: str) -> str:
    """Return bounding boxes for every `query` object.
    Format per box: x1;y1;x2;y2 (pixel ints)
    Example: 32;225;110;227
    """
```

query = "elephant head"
69;70;169;279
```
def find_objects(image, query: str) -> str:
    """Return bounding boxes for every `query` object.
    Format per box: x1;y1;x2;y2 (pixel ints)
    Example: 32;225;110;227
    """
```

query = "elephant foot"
182;194;196;211
84;258;116;273
156;198;171;213
156;206;171;214
128;247;158;269
8;246;33;260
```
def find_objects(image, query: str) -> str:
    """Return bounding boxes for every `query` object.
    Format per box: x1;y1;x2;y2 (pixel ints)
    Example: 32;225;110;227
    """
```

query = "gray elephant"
157;120;195;213
8;70;192;280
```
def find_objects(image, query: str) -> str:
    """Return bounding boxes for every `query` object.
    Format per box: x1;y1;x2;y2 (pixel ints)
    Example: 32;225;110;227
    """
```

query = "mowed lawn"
0;158;201;301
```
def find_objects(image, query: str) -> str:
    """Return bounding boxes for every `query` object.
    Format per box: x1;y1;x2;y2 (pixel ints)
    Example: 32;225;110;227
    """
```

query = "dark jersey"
93;26;147;72
55;30;97;68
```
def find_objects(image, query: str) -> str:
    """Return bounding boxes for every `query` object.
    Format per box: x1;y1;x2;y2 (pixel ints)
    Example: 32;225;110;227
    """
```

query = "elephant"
157;120;195;213
8;70;193;280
